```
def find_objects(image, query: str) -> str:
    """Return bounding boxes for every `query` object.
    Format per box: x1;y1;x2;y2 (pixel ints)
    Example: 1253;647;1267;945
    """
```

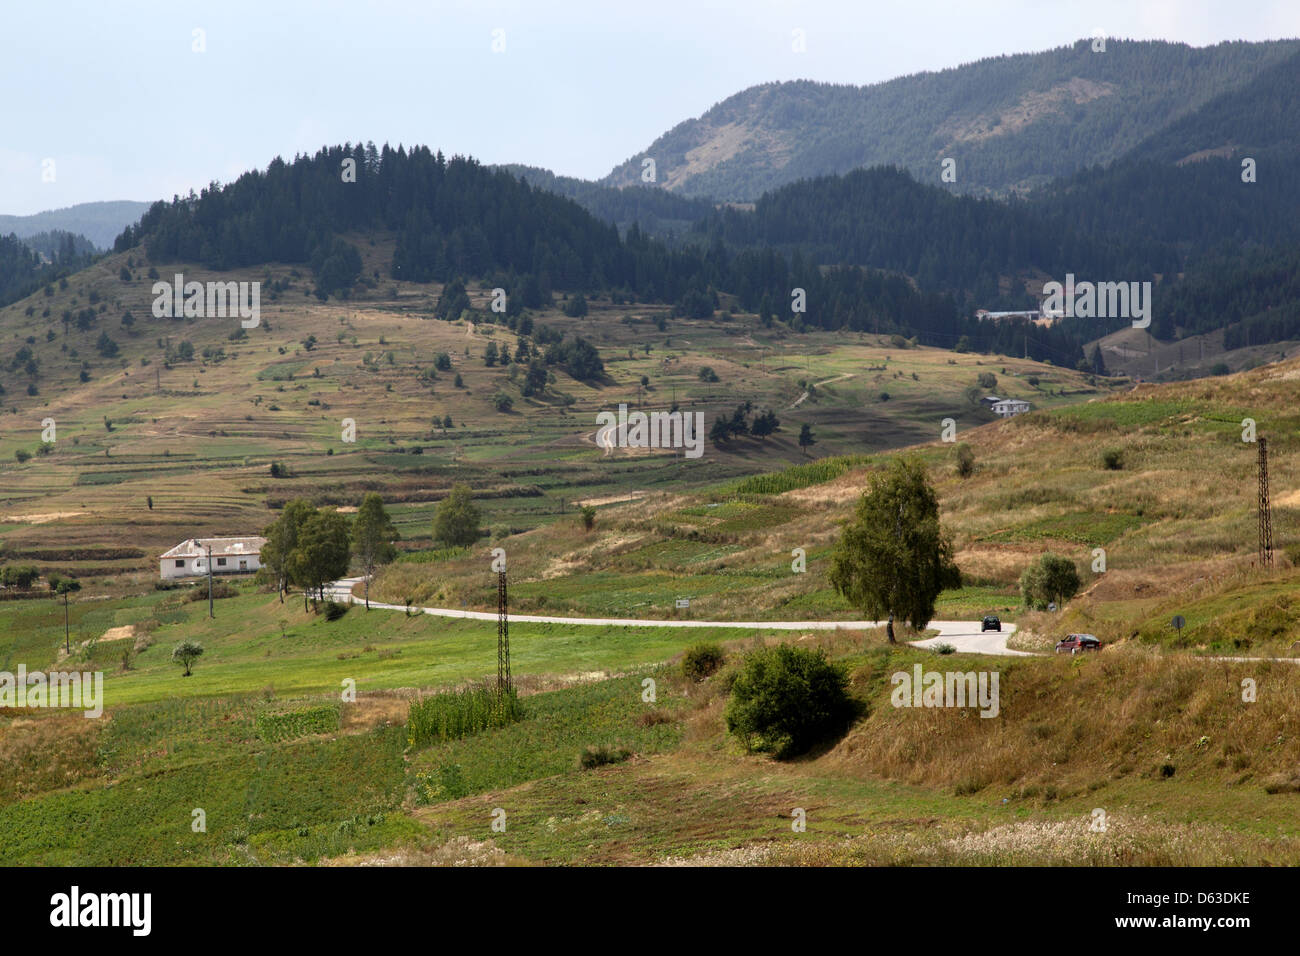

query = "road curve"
326;578;1031;656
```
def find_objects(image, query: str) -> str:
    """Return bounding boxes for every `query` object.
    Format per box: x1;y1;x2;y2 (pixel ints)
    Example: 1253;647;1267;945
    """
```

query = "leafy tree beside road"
260;499;316;603
1019;553;1081;611
287;510;352;609
262;499;352;611
830;456;961;642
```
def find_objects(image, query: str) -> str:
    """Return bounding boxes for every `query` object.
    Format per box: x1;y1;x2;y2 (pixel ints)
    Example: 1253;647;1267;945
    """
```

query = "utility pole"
1259;437;1274;568
206;542;215;618
496;567;512;704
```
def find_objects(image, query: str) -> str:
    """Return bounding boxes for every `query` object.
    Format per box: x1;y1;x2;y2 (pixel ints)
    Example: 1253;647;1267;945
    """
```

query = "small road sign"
675;598;690;609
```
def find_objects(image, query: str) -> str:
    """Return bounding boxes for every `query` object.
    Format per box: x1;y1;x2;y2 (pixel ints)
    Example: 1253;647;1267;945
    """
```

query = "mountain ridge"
0;200;151;251
601;38;1300;200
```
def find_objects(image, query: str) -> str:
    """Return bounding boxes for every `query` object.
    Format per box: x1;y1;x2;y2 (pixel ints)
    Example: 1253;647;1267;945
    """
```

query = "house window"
217;558;227;567
175;560;186;569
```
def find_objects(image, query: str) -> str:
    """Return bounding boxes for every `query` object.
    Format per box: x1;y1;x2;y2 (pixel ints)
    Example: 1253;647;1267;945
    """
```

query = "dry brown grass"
0;712;103;803
341;691;416;733
828;651;1300;795
721;814;1300;866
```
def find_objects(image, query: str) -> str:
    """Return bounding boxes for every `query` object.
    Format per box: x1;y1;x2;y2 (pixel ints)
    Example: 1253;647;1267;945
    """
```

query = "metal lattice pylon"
497;569;512;697
1259;437;1274;568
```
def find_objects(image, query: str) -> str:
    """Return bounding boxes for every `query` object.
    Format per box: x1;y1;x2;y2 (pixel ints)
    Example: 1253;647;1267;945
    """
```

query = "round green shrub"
724;645;856;759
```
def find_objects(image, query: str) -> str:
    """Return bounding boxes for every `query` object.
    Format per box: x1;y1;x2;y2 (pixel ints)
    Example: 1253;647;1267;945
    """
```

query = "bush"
636;709;675;727
934;643;957;655
579;744;632;769
0;565;40;589
955;443;975;478
185;580;238;602
1101;448;1124;470
681;642;725;681
724;645;856;758
322;600;349;621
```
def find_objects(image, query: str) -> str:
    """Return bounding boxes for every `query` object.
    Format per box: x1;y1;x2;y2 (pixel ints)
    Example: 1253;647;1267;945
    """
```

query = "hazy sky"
3;0;1298;216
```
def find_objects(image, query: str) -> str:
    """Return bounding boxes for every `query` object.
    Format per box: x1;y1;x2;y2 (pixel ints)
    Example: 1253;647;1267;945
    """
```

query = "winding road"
326;578;1031;656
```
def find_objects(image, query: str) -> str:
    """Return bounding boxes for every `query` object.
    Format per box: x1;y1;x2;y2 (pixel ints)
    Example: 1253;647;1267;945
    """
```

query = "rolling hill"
0;240;1109;585
601;39;1300;201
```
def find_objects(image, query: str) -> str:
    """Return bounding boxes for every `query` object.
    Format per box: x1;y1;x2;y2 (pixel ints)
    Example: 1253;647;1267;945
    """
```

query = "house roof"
161;536;266;559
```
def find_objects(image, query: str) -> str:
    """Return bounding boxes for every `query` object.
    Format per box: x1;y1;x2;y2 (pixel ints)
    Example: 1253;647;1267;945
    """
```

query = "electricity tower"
496;567;512;699
1258;437;1274;568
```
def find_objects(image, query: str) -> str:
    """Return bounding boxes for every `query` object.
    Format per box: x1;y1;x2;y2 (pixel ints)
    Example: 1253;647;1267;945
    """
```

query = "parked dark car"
1055;633;1101;654
981;615;1001;632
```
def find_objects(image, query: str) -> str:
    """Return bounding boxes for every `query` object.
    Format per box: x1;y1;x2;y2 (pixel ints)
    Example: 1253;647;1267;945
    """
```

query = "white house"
160;537;266;580
991;398;1031;418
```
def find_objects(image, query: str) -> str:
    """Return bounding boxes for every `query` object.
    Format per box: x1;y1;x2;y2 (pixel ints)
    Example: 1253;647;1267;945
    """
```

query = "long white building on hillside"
160;536;266;580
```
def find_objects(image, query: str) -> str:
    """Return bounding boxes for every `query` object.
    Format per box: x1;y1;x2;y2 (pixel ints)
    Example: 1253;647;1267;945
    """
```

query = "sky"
2;0;1299;216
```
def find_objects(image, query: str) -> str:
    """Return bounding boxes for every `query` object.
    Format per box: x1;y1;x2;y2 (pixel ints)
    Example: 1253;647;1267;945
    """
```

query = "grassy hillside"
363;354;1300;659
2;305;1299;866
0;244;1106;586
5;632;1298;866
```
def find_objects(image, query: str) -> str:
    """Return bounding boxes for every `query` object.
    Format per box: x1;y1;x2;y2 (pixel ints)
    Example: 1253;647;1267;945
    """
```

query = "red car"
1055;633;1101;654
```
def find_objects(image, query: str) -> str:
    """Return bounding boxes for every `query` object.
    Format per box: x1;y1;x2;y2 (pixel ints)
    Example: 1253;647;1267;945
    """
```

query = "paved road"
326;578;1031;655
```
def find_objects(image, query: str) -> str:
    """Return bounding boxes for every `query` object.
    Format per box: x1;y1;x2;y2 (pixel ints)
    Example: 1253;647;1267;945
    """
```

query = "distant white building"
160;537;266;580
975;310;1040;321
991;398;1031;418
975;308;1061;326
